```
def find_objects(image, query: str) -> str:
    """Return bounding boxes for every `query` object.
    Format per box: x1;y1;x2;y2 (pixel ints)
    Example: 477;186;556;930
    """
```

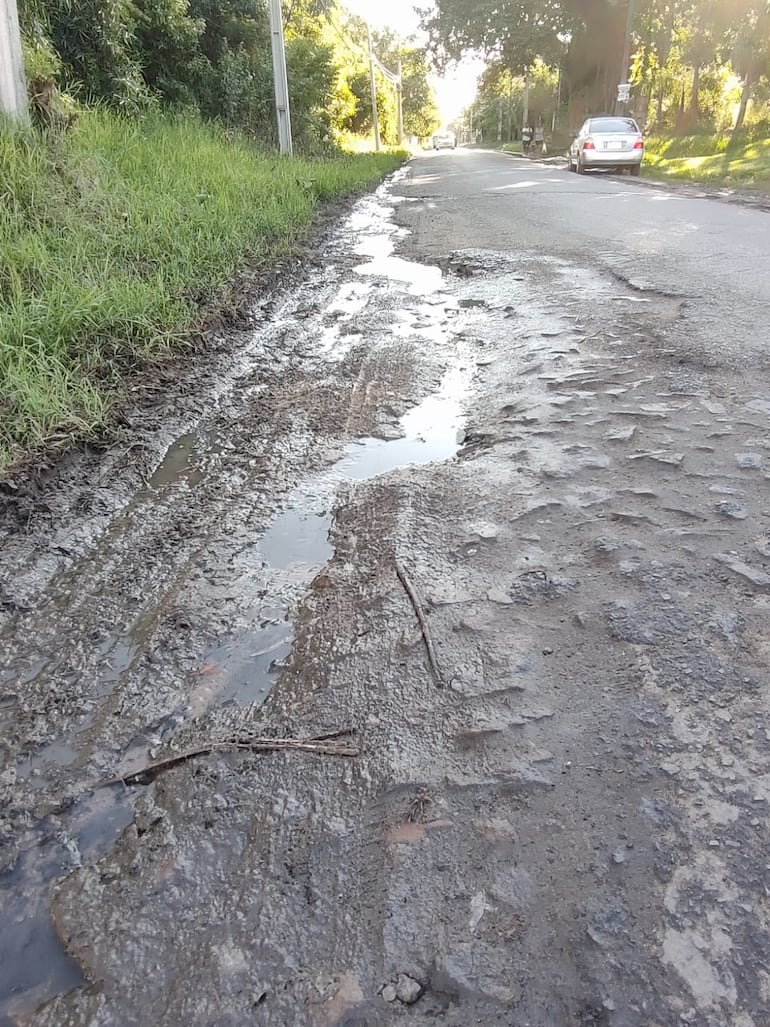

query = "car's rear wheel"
577;155;586;174
630;164;641;176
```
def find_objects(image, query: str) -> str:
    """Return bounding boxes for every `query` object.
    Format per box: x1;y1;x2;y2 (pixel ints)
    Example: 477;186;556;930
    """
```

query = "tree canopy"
427;0;770;138
18;0;441;147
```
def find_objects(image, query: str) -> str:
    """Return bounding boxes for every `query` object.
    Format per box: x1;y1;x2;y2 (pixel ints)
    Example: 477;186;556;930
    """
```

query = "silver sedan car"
568;116;644;175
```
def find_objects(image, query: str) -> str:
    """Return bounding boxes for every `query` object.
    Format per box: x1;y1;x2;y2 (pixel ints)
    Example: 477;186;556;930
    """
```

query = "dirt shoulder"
4;161;770;1027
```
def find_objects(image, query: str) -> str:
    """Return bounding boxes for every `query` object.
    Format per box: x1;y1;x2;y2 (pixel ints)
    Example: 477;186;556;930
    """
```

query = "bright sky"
342;0;483;124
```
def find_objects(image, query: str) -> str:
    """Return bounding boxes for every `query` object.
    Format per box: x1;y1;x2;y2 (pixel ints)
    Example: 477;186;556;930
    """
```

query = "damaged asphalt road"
2;149;770;1026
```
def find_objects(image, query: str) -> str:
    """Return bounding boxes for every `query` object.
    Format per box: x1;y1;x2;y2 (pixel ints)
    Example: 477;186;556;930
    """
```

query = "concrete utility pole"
367;24;381;151
396;55;404;145
522;72;530;128
0;0;28;121
497;97;503;142
552;65;562;132
268;0;292;155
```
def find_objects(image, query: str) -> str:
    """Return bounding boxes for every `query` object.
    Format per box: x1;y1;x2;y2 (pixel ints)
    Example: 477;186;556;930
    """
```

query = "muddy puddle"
191;359;468;709
1;389;469;1022
0;177;472;1023
1;787;134;1026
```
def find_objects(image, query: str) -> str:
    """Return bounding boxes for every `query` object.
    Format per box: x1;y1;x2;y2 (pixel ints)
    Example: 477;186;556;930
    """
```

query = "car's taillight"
634;139;644;149
583;138;595;149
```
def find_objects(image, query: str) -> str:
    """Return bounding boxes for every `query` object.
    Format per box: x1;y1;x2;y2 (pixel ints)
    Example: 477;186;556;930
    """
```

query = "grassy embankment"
642;135;770;189
503;133;770;190
0;111;406;469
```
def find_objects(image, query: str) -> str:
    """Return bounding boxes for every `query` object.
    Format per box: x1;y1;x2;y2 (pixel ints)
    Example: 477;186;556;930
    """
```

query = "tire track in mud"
4;165;770;1025
0;178;479;1023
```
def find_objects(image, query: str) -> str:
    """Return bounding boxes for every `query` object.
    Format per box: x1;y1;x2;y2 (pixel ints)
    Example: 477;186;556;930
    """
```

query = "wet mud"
2;159;770;1026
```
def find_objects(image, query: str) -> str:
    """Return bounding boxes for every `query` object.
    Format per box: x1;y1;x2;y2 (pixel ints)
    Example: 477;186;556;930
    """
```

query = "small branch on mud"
101;728;360;787
395;560;445;688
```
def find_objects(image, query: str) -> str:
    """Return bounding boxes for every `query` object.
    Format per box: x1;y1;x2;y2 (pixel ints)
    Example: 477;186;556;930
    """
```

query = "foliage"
468;60;558;142
426;0;770;140
0;110;405;467
132;0;206;106
423;0;568;73
21;34;61;83
16;0;439;149
643;133;770;187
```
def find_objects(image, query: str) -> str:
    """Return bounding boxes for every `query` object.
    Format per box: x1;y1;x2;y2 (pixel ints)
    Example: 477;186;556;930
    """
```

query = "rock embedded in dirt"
713;553;770;588
604;425;637;442
381;984;397;1003
736;452;762;469
626;450;684;466
395;974;423;1005
715;500;748;520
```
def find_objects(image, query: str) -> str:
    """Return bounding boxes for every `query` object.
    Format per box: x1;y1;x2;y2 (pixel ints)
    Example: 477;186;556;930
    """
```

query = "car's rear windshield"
589;118;639;133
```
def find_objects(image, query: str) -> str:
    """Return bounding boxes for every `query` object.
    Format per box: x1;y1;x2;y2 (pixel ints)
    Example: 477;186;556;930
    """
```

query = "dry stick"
101;731;360;788
395;559;445;688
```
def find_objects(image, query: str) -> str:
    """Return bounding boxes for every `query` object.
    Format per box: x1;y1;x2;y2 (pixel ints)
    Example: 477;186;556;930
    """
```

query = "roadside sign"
617;83;631;103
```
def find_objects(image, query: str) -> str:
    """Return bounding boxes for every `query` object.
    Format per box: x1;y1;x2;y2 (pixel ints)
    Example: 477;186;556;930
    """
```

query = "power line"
318;0;368;62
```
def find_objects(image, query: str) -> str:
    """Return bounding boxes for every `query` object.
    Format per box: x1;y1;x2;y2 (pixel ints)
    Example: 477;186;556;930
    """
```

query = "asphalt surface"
418;149;770;366
3;149;770;1027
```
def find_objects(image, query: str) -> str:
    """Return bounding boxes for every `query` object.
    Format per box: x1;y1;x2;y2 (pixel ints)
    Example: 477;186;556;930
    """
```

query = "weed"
643;135;770;190
0;111;406;468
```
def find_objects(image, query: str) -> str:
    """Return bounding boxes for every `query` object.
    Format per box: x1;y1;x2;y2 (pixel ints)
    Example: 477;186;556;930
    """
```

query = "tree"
132;0;206;105
728;0;770;138
401;48;441;139
423;0;568;72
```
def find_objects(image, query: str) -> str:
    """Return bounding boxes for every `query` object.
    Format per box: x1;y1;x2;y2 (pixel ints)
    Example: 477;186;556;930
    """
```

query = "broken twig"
395;559;445;688
101;729;360;787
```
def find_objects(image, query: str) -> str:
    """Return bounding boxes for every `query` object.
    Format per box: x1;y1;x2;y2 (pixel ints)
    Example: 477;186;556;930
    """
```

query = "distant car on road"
433;131;456;150
568;116;644;175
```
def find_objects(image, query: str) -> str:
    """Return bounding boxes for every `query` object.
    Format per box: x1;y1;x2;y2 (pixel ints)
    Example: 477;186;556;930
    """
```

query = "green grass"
643;135;770;190
0;111;406;469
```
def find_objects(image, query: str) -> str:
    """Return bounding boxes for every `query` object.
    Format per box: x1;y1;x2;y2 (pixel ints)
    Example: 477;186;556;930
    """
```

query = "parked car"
433;131;456;150
568;116;644;175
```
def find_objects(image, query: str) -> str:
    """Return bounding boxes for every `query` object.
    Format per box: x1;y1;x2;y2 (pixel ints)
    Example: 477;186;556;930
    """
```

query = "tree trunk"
639;80;652;127
655;80;664;124
690;61;700;122
731;74;753;141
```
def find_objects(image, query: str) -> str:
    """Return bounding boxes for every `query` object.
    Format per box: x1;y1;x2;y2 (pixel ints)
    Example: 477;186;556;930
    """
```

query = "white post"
367;24;380;151
396;55;403;145
615;0;635;115
0;0;28;121
268;0;292;155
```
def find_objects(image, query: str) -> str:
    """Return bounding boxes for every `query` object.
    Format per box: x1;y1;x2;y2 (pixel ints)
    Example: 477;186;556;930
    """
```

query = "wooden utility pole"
367;24;381;151
268;0;292;154
0;0;27;121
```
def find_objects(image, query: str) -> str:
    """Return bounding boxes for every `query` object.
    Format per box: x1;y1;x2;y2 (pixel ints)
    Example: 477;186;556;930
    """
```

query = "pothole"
194;360;468;708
